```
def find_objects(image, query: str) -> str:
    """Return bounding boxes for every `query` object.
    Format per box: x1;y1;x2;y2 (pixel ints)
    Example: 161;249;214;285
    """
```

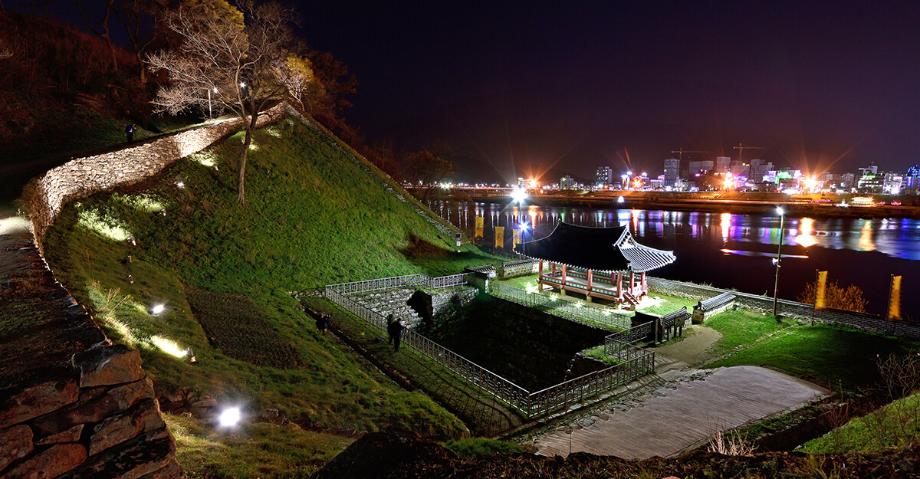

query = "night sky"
11;0;920;182
298;0;920;182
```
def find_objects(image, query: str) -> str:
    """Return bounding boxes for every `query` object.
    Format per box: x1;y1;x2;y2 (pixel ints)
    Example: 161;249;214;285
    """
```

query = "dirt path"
654;325;721;367
534;365;827;459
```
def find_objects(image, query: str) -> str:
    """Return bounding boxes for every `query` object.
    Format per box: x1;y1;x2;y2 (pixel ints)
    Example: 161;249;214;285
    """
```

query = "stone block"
74;344;144;388
0;424;33;471
35;424;83;445
67;431;176;478
0;379;78;426
88;399;165;456
2;443;86;479
32;377;153;436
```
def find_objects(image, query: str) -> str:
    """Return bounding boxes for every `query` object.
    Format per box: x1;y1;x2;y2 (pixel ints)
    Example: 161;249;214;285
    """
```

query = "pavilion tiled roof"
514;222;676;273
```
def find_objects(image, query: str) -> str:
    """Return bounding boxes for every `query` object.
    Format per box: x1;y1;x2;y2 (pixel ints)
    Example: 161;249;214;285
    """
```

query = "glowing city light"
150;303;166;315
527;178;539;188
775;206;785;216
218;406;242;428
239;82;246;88
510;187;528;204
519;221;529;232
176;181;185;189
617;195;625;204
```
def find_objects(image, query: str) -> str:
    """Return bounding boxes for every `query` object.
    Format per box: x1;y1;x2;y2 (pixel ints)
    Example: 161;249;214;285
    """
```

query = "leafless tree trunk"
100;0;119;72
146;0;311;205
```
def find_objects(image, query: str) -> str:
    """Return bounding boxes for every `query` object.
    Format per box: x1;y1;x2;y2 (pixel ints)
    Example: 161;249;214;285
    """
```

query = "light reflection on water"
433;200;920;261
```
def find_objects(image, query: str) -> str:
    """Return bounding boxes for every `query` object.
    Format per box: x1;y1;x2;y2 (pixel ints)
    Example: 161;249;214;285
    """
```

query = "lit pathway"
534;365;827;459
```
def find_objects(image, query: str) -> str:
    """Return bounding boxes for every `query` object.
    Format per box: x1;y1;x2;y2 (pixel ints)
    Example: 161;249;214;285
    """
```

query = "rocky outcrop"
0;234;179;477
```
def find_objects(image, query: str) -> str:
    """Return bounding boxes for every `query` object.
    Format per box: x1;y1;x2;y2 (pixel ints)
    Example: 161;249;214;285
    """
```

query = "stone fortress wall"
1;104;285;478
25;103;286;250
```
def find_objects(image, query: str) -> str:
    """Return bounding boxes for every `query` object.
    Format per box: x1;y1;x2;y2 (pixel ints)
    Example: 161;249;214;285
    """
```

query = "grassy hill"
43;116;500;477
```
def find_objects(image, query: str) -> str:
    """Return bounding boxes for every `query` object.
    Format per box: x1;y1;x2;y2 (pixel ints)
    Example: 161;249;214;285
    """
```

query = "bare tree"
146;0;311;204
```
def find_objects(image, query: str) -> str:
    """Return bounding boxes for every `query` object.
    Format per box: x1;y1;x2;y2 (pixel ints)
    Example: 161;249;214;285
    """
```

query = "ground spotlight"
150;303;166;315
218;406;242;428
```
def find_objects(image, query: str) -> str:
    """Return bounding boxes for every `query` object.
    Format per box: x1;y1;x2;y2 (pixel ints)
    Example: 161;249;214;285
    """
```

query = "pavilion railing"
322;273;656;418
489;284;632;331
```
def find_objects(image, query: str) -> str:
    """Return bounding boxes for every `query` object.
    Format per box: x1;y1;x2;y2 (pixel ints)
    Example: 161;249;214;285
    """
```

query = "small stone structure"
3;105;287;478
691;291;737;324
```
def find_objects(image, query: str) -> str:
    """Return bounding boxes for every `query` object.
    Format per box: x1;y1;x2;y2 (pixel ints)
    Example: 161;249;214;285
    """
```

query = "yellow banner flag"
513;228;522;248
888;275;902;321
815;270;828;310
494;226;504;249
475;216;484;239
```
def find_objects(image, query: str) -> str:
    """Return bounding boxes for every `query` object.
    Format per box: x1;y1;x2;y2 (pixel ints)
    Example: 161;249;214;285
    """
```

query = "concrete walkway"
535;365;827;459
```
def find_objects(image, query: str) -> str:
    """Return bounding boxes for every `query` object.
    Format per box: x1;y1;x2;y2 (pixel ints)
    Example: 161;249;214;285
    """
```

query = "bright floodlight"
776;206;785;216
510;187;528;204
617;195;625;204
150;303;165;315
218;406;241;428
239;81;246;88
520;222;529;232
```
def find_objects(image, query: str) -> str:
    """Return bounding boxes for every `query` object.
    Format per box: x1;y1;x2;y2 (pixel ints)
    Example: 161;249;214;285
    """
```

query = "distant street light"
772;206;785;320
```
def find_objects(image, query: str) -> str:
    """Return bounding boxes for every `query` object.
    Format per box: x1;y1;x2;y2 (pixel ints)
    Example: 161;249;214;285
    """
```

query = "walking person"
125;123;135;142
385;314;396;345
316;313;330;334
392;319;404;352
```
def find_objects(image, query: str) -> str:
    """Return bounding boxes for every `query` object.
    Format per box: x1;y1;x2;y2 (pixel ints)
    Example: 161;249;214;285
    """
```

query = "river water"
428;200;920;318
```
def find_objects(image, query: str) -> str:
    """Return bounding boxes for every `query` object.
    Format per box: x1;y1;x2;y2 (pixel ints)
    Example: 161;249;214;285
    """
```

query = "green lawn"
707;324;918;391
637;290;697;316
42;117;496;475
167;413;352;478
801;392;920;454
705;308;789;355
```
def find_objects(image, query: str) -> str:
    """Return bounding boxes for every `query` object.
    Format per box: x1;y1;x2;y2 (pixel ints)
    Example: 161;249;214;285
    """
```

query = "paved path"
535;365;827;459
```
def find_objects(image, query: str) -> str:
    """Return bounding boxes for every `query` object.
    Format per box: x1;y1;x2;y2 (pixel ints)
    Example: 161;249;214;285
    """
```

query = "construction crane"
732;142;763;164
670;148;707;160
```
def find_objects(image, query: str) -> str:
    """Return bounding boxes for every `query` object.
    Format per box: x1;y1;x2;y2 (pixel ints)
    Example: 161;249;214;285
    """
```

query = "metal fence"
490;284;632;331
323;273;656;418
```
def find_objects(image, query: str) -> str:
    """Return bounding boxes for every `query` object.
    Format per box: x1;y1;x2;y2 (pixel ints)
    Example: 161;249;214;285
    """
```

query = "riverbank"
421;189;920;219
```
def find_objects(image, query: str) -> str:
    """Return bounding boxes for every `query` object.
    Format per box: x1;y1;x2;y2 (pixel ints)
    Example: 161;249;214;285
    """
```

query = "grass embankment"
43;118;499;476
703;311;918;392
801;392;920;453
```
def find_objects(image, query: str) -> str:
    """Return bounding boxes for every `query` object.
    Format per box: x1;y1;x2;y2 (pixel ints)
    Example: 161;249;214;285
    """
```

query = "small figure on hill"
316;313;330;334
386;314;396;345
392;320;405;352
125;123;135;142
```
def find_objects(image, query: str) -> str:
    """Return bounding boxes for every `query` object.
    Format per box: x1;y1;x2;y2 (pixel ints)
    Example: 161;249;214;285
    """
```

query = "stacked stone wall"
3;104;285;478
24;103;285;251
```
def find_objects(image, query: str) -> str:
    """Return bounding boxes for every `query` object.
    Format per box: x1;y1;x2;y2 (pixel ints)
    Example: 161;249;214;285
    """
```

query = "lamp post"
520;221;529;255
772;206;785;320
207;87;218;119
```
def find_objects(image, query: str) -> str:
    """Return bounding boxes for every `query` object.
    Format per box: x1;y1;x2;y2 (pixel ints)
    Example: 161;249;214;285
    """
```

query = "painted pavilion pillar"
615;272;622;300
641;272;647;295
561;264;567;295
629;270;635;296
586;269;593;302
